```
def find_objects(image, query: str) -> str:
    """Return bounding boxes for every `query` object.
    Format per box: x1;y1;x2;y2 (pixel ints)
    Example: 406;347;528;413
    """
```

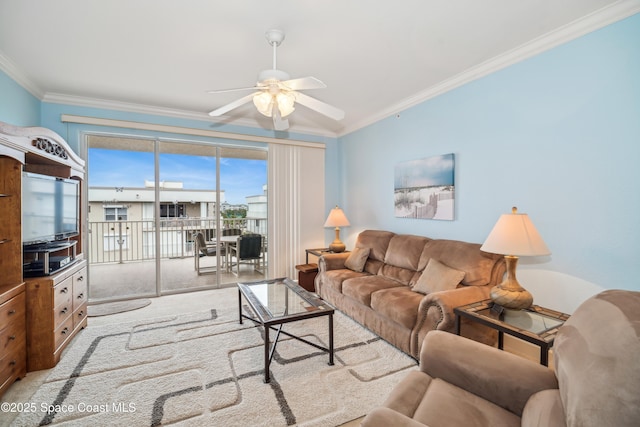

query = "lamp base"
329;227;346;253
489;255;533;310
490;285;533;310
329;241;346;253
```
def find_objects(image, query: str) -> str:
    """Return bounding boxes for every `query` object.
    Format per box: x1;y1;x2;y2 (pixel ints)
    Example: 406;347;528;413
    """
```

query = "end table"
454;300;570;366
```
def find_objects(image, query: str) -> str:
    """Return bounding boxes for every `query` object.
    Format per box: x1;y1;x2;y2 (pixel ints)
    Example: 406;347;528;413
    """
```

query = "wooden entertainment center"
0;121;88;396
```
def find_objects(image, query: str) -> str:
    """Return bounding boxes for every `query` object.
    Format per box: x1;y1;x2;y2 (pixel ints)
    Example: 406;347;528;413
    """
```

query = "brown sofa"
314;230;506;358
361;289;640;427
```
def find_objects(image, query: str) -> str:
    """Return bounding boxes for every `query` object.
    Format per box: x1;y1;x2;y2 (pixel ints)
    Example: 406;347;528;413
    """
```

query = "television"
22;172;80;246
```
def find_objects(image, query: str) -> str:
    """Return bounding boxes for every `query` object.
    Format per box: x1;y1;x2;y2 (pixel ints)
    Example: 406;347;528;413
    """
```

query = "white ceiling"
1;0;637;137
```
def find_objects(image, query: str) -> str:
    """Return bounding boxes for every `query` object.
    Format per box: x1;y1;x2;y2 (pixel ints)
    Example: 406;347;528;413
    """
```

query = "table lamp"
324;206;350;253
480;207;550;310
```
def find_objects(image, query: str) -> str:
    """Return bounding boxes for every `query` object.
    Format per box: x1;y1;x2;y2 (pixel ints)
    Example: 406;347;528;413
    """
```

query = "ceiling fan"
207;29;345;131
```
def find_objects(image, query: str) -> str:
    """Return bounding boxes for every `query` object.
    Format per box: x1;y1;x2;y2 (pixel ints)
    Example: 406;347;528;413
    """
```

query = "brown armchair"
362;289;640;427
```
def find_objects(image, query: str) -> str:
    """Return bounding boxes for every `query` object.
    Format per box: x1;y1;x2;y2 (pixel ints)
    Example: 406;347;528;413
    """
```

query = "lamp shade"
480;207;550;256
324;206;350;228
253;92;274;117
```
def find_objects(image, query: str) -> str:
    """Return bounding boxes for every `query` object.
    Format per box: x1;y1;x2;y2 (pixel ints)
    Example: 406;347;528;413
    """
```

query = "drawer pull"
78;310;85;317
60;287;69;294
61;307;68;314
61;327;69;335
77;276;84;281
10;360;17;366
8;309;16;315
9;335;16;340
77;293;84;299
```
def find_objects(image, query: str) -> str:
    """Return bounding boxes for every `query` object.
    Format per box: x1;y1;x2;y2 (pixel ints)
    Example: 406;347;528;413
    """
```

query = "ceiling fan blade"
208;92;260;116
207;85;264;94
294;92;345;121
272;106;290;131
280;76;326;91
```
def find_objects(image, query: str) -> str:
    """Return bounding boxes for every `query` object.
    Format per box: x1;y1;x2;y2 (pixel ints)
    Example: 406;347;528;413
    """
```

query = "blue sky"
88;149;267;204
394;153;455;189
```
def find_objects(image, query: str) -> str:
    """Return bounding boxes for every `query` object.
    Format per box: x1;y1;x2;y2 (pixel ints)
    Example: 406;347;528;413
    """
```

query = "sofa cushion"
413;258;465;295
384;234;431;271
414;378;521;427
321;269;369;294
342;275;404;307
418;239;501;286
371;286;423;329
344;247;370;272
354;230;395;275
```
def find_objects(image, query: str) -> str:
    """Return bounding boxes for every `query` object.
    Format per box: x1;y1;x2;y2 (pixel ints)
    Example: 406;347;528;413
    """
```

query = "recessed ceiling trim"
339;0;640;136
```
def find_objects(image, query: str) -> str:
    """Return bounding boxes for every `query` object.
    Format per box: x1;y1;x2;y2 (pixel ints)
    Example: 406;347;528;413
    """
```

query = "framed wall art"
394;153;455;220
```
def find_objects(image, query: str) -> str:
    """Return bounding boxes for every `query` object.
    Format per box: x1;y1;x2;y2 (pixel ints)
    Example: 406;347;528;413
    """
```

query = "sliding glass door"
86;134;268;302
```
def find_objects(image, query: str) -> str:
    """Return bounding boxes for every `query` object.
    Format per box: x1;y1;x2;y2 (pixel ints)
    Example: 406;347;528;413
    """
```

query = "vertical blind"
268;143;326;279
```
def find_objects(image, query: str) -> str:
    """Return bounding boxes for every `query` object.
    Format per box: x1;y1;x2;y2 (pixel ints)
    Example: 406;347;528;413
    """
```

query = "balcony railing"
87;217;265;264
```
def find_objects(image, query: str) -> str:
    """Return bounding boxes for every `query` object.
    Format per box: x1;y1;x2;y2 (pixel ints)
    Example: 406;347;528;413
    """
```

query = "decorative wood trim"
0;121;85;178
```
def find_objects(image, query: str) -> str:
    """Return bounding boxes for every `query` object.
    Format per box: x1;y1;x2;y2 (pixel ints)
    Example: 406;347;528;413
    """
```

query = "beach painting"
394;153;455;220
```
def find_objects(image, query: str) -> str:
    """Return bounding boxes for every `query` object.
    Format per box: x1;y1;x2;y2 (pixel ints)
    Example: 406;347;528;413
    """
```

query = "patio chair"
229;233;263;277
194;231;224;275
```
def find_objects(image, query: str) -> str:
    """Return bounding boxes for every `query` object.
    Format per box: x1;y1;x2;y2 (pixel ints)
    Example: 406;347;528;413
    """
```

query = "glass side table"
454;300;570;366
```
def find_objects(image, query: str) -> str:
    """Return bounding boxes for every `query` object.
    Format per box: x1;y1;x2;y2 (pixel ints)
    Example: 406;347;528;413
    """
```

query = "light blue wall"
0;71;40;126
339;14;640;312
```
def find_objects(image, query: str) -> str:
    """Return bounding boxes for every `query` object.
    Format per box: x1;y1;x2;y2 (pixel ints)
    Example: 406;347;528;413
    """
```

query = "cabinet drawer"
73;303;87;329
0;291;25;325
0;343;25;385
72;269;87;311
0;311;25;354
53;277;73;309
53;300;73;328
53;316;74;351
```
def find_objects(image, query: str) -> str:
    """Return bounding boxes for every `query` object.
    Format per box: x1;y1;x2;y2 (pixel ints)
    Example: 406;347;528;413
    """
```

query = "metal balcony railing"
87;217;265;264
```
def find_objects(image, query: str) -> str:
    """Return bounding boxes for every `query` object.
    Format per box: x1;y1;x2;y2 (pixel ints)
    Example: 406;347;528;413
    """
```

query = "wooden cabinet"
0;284;26;397
24;260;87;371
1;121;87;394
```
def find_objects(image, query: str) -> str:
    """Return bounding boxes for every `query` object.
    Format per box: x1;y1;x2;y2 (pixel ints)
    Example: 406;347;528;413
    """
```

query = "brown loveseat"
361;289;640;427
314;230;506;358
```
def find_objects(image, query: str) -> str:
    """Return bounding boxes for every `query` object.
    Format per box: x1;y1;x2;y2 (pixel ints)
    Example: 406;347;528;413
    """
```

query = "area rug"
87;299;152;317
10;288;417;426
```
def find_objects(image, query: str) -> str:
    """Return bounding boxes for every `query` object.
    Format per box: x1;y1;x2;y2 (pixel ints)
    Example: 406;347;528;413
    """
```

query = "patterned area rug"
11;288;416;426
87;299;152;317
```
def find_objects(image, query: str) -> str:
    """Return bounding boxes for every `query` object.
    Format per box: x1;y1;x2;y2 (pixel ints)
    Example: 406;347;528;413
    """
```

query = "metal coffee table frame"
237;277;334;383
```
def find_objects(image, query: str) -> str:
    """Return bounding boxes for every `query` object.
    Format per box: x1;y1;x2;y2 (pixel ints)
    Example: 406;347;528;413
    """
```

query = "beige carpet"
9;287;416;426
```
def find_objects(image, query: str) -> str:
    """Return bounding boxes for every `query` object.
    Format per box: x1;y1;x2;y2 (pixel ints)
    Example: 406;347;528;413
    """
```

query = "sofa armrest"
362;407;429;427
420;330;558;417
318;253;350;272
410;286;490;356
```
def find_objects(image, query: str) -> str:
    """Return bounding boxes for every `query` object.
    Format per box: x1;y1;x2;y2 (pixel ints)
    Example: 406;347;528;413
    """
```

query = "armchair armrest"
420;330;558;417
318;252;350;272
410;286;490;356
362;407;429;427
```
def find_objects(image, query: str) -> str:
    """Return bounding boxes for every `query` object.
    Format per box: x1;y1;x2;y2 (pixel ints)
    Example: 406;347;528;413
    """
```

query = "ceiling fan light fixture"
276;91;295;117
253;92;274;117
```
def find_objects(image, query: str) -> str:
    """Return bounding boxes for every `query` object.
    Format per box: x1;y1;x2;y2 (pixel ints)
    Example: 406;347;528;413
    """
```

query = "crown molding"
339;0;640;137
0;52;44;99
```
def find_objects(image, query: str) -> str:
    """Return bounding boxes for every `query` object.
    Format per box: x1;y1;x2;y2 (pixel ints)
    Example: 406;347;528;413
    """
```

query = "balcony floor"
88;255;266;302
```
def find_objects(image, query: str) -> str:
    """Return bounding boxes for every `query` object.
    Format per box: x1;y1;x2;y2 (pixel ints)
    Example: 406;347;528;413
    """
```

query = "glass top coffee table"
237;277;335;383
454;299;570;366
